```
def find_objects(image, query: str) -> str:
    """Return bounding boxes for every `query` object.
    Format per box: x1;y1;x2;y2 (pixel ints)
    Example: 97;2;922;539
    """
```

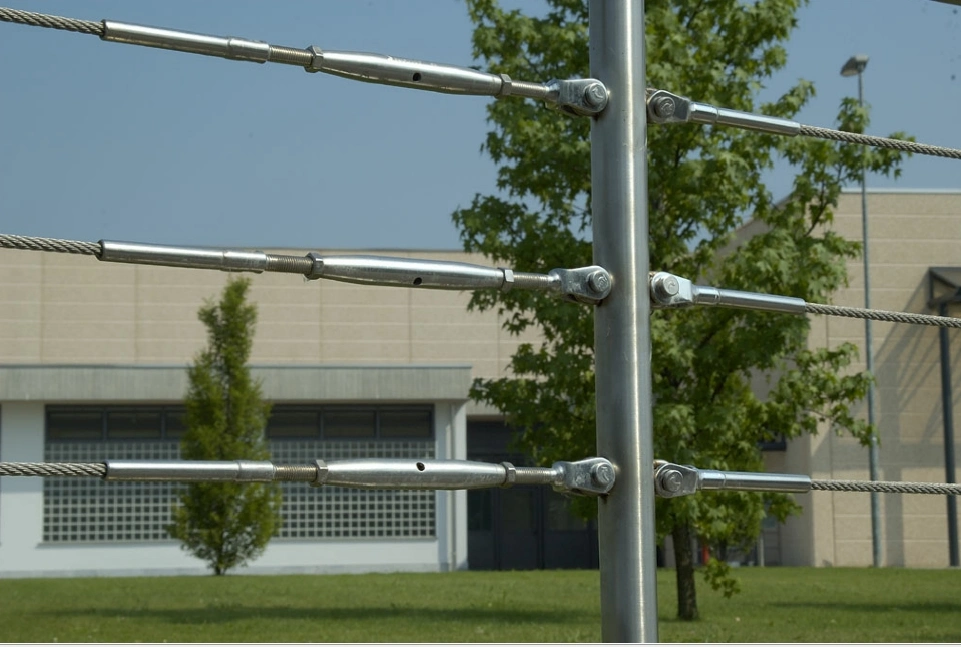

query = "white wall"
0;399;467;578
0;402;45;568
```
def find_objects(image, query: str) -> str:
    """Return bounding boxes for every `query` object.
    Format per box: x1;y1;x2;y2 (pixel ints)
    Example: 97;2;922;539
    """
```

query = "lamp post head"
841;54;869;77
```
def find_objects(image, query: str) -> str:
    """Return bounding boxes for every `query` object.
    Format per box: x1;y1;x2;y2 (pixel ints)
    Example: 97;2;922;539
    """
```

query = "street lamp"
840;54;869;79
841;54;882;569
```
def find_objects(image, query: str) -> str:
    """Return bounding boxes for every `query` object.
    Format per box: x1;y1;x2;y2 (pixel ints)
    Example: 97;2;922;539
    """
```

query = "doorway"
466;420;598;570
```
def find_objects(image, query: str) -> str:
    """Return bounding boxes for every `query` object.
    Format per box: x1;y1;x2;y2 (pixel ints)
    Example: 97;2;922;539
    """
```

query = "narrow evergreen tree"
168;277;281;575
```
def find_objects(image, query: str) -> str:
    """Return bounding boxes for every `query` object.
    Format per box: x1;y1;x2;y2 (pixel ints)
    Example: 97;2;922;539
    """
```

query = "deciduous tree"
455;0;908;619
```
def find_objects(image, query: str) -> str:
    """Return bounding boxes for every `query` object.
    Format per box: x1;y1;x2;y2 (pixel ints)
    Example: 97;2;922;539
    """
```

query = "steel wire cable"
0;462;106;477
0;6;313;67
4;8;960;160
805;302;961;329
812;478;961;496
0;5;552;98
6;232;961;329
0;460;587;491
0;233;101;256
0;461;313;480
0;232;315;274
798;124;961;161
0;6;102;36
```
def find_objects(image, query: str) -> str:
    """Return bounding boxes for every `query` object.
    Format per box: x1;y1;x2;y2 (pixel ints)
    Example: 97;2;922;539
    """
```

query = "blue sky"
1;1;958;250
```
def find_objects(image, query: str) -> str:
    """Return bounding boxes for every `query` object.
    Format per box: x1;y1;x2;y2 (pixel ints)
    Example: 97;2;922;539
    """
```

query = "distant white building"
0;249;593;578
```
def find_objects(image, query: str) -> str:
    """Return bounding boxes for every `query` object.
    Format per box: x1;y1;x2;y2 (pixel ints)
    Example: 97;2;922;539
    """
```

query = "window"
106;409;162;440
164;408;188;440
380;409;433;438
43;403;437;543
265;405;433;440
266;408;319;438
323;410;376;438
46;406;184;442
48;409;103;441
758;432;787;452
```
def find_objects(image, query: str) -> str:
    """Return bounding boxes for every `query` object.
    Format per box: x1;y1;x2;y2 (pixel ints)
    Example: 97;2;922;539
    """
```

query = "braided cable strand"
0;462;106;478
799;124;961;161
0;7;102;36
805;302;961;329
812;478;961;496
0;234;101;256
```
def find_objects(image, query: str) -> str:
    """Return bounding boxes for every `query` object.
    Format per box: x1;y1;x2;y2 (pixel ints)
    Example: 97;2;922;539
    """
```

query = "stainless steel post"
589;0;658;641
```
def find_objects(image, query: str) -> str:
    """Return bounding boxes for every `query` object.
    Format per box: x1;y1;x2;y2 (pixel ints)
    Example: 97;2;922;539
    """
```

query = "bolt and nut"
588;270;612;295
591;463;615;488
584;82;608;109
652;96;676;119
651;274;679;301
658;468;683;494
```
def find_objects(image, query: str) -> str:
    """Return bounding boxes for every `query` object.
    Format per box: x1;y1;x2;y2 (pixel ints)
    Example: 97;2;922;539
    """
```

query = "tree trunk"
673;522;699;620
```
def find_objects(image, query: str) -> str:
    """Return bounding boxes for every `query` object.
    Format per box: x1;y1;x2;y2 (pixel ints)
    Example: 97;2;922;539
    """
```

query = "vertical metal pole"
858;69;883;568
589;0;658;641
938;301;959;566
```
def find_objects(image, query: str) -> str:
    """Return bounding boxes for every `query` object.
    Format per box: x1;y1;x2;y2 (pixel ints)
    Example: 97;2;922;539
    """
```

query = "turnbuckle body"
306;47;611;115
103;457;616;497
97;239;612;304
305;46;513;96
100;20;608;116
306;255;612;305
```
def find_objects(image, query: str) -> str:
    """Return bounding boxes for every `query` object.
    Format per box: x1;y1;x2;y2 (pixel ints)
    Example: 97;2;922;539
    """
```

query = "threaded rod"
274;464;320;482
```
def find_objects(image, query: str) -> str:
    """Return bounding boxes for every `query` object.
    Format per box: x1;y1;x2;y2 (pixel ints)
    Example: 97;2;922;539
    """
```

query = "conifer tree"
169;277;281;576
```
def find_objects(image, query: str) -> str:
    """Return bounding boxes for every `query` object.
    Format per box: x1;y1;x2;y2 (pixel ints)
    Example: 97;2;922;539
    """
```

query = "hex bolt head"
584;82;608;108
591;463;615;488
659;468;683;494
588;270;612;295
653;96;676;119
652;274;679;300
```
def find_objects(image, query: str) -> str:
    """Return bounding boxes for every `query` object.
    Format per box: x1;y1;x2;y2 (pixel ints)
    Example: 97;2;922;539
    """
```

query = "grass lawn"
0;567;958;642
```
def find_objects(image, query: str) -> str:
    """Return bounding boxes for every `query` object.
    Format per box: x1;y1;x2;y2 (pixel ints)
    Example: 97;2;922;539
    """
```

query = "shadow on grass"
769;601;961;614
43;604;595;627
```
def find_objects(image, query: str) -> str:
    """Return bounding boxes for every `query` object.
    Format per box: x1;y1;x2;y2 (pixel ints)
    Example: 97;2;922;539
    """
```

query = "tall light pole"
841;53;882;568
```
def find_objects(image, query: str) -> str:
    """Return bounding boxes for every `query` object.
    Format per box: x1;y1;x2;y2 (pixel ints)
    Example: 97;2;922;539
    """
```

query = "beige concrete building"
767;189;961;567
0;189;958;576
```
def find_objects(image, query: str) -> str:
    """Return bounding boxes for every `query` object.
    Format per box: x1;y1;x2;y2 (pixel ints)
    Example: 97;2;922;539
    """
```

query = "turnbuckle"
103;457;616;497
99;20;608;117
96;240;612;305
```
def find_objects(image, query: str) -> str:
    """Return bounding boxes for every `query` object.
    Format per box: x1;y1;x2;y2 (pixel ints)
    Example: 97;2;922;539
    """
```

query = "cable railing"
2;3;960;643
